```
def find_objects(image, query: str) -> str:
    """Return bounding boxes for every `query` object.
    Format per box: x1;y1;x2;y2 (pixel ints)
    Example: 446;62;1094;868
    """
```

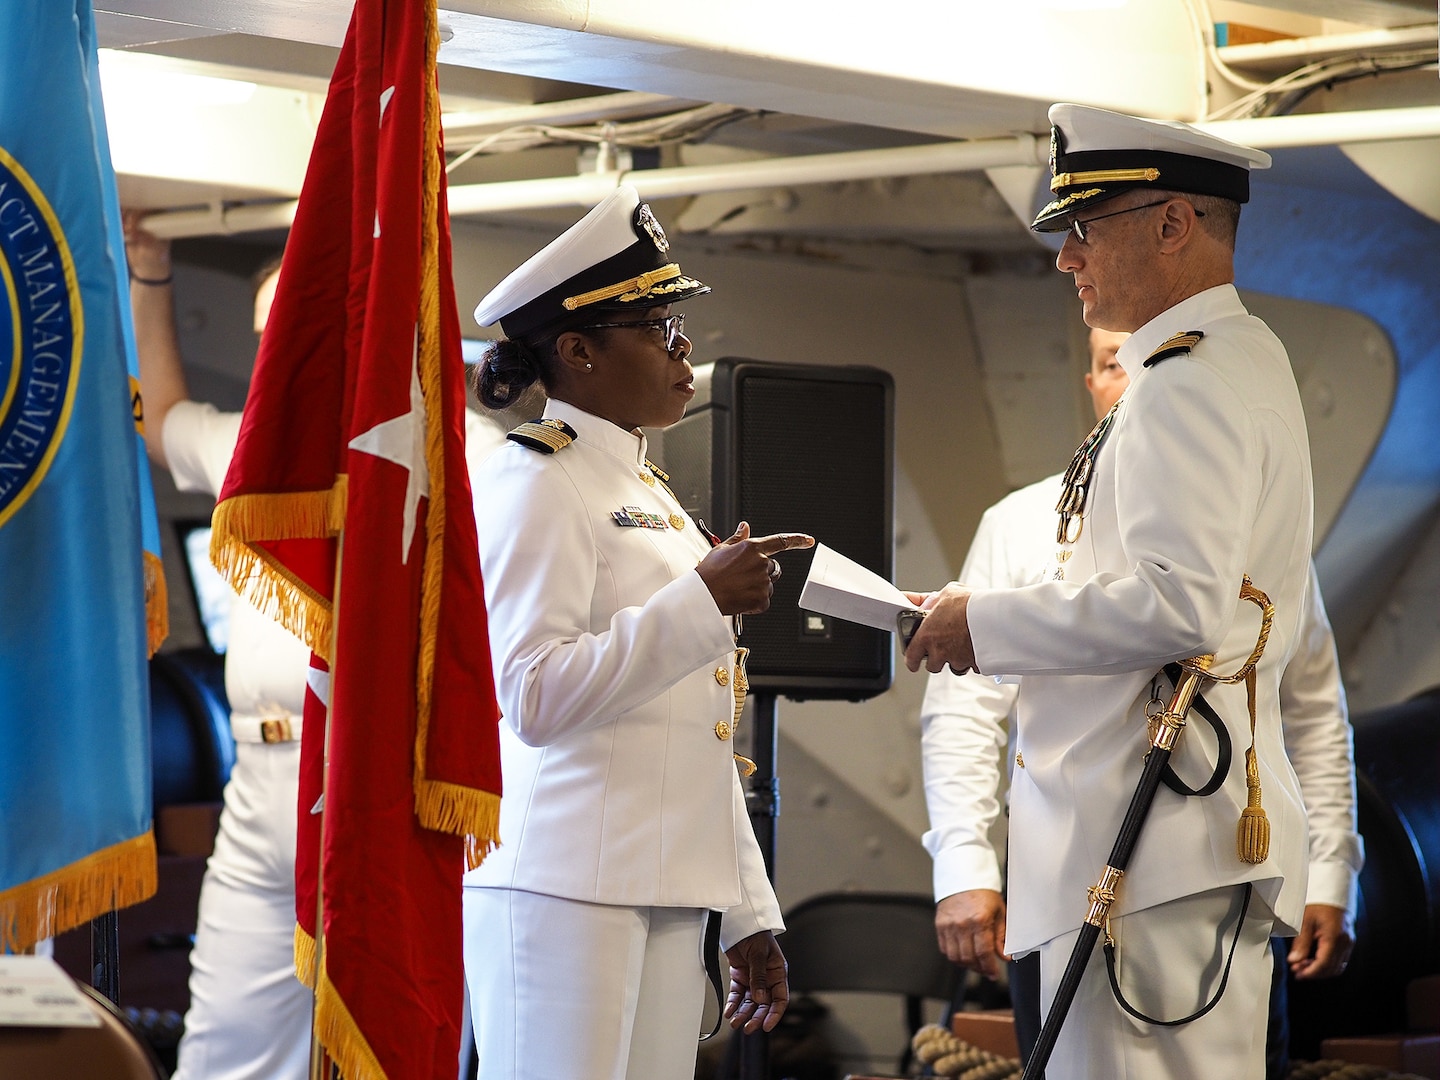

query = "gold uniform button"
714;667;730;686
715;720;733;741
669;513;685;530
639;471;656;486
1015;752;1025;769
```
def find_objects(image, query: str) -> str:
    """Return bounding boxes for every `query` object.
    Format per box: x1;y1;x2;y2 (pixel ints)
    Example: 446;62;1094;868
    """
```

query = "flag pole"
309;534;345;1080
91;911;120;1004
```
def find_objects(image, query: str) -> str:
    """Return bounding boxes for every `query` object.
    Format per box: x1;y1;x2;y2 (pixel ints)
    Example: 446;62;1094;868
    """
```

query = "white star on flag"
348;329;429;563
306;659;329;814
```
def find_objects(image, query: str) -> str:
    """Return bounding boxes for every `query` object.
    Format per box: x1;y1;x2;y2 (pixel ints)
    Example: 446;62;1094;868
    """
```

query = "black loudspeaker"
650;358;894;701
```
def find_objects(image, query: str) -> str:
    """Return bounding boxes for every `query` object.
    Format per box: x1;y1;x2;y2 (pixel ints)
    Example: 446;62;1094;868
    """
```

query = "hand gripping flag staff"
206;0;502;1077
1021;577;1275;1080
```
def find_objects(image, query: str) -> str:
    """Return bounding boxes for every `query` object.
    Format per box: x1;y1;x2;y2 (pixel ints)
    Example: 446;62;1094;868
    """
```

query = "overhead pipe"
441;90;700;145
447;132;1047;214
139;134;1047;237
1216;24;1437;72
1199;105;1440;150
139;106;1440;238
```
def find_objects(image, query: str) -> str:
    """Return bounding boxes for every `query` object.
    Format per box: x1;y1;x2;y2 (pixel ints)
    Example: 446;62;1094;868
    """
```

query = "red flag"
208;0;501;1074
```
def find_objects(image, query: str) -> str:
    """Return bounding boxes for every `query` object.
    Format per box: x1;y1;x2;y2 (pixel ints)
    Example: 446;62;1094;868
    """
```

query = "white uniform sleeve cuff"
1305;860;1358;915
929;843;1005;902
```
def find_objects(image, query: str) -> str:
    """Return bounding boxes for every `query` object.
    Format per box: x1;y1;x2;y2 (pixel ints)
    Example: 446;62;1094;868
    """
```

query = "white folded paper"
0;955;100;1027
799;543;915;633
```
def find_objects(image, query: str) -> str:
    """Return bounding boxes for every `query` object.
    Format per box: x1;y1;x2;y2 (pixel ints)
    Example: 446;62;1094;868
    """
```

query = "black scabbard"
1020;743;1176;1079
1019;581;1273;1077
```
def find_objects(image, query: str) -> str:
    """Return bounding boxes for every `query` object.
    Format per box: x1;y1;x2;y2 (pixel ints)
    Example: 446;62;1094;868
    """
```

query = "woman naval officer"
463;185;813;1079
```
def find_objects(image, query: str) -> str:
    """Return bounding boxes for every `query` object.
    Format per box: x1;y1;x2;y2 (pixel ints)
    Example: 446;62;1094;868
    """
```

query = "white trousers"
464;888;709;1080
1036;885;1274;1080
173;741;311;1080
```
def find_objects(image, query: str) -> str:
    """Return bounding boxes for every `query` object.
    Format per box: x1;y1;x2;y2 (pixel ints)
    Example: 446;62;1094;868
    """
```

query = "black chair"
780;891;960;1075
149;647;234;807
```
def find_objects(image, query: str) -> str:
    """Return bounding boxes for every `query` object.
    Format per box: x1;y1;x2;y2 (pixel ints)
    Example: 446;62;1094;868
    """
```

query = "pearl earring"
585;363;593;371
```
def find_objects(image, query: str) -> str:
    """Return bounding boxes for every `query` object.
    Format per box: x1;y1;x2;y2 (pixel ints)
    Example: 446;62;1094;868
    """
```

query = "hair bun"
475;339;542;409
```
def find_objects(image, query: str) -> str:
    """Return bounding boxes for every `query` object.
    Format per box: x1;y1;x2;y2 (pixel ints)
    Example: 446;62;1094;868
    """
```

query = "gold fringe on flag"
294;923;319;989
209;479;348;662
409;0;501;855
143;549;169;657
315;957;387;1080
0;832;157;954
464;833;498;873
415;779;499;837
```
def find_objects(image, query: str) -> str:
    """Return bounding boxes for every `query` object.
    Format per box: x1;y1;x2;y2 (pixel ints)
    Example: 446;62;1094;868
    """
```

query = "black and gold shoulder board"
1143;330;1205;368
507;417;577;454
644;459;670;484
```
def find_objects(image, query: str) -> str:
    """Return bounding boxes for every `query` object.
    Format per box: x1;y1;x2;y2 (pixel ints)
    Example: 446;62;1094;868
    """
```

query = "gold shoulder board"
1143;330;1205;368
507;417;577;454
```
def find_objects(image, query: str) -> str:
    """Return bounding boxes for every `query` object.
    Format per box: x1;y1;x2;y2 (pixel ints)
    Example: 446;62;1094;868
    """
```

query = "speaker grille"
653;408;714;527
732;368;892;698
650;360;893;700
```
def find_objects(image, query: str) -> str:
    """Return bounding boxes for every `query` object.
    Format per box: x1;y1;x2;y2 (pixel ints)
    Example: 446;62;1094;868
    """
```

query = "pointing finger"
749;532;816;556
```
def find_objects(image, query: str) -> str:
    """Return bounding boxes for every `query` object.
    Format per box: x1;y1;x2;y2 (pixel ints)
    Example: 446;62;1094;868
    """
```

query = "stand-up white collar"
1115;284;1248;382
543;399;649;467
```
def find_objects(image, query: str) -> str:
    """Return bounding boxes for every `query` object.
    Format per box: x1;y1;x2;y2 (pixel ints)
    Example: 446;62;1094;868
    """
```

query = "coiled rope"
911;1025;1429;1080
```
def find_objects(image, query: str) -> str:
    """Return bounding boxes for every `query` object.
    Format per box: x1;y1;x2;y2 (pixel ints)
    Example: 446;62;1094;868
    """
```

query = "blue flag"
0;0;158;951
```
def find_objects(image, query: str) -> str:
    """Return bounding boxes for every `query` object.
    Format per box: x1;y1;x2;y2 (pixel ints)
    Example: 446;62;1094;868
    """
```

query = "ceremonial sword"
1020;577;1274;1079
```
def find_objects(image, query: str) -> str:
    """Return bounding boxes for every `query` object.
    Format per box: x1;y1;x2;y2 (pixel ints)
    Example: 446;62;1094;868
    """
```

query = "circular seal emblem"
0;145;82;530
633;202;669;254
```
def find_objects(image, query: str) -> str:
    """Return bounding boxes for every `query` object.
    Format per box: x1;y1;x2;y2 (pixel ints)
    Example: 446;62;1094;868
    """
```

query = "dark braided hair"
474;337;548;409
471;309;613;409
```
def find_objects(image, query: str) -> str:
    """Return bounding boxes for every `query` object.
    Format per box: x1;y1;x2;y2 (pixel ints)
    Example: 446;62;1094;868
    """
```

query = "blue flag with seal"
0;0;159;951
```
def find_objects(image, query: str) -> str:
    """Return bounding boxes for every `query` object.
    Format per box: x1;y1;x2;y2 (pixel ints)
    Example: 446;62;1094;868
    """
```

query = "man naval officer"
919;328;1361;1078
905;103;1317;1079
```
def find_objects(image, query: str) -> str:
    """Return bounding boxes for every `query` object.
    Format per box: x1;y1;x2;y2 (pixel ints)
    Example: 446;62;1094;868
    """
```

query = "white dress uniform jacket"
922;475;1362;913
463;400;782;949
163;399;313;1080
966;285;1315;956
164;401;312;729
921;475;1054;900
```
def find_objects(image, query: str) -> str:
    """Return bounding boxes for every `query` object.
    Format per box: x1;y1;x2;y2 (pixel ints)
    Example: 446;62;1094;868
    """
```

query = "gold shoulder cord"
730;646;756;776
643;459;682;505
694;506;758;778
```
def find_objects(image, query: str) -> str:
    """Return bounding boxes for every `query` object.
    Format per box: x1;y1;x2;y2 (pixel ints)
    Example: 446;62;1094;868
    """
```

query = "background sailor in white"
920;328;1361;1075
905;104;1316;1079
125;219;312;1080
464;185;812;1080
126;212;507;1080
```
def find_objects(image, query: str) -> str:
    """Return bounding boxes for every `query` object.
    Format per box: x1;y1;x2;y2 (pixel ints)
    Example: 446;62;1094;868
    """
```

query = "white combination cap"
472;185;709;337
1032;103;1271;232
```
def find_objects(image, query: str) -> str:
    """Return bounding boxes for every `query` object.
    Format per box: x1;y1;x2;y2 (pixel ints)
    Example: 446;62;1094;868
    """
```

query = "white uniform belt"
230;713;302;744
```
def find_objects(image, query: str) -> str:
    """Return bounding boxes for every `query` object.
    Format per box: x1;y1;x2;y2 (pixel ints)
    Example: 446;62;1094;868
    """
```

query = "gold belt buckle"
260;717;293;743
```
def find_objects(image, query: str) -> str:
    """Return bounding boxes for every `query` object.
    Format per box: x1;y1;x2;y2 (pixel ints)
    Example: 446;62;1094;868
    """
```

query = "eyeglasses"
578;313;687;351
1065;199;1204;244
